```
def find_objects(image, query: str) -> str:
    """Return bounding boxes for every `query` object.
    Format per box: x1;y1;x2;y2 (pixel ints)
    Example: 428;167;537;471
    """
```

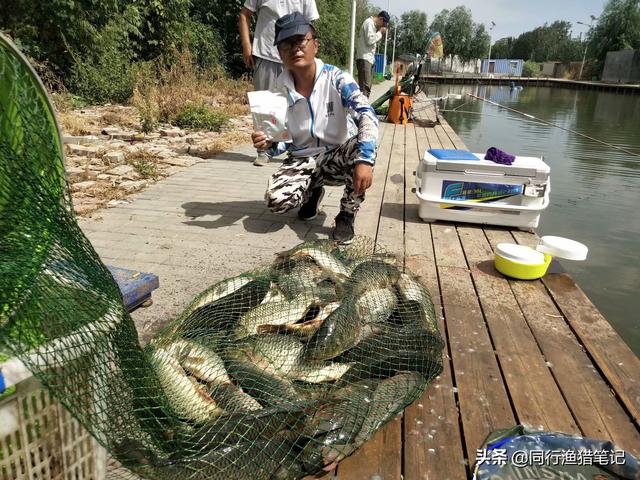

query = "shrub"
174;103;229;131
67;18;137;104
522;60;541;78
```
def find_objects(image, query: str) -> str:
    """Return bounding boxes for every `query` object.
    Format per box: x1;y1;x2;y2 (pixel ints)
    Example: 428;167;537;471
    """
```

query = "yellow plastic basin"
494;243;552;280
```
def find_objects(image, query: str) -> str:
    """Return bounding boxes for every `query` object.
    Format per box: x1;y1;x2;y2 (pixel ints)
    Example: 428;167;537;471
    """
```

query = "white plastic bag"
247;89;291;143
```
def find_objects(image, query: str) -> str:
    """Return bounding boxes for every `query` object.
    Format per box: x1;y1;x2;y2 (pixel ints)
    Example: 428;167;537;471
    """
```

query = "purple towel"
485;147;515;165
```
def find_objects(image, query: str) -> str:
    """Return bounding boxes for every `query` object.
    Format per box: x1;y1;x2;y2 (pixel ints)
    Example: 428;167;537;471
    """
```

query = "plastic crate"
0;375;106;480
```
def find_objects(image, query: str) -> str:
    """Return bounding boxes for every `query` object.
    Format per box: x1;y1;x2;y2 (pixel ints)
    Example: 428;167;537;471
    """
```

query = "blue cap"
379;11;390;26
274;12;313;46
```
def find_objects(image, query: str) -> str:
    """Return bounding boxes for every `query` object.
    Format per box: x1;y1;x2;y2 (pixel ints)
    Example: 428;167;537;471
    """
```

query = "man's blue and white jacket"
269;59;379;166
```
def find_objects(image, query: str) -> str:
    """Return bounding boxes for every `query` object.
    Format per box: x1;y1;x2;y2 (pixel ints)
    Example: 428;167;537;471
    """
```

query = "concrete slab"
79;82;393;344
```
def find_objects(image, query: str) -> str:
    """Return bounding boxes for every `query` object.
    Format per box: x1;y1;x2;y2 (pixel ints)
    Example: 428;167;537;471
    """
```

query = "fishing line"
467;93;640;157
439;109;548;126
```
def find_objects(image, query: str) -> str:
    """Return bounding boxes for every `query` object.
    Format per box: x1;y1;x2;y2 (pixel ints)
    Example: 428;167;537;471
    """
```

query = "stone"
66;166;85;175
160;128;185;137
101;127;119;136
120;180;147;193
158;156;197;167
63;135;100;145
110;131;136;141
71;181;96;192
122;170;141;181
97;174;117;181
103;151;125;163
73;198;103;215
155;149;176;159
106;164;134;176
67;144;99;158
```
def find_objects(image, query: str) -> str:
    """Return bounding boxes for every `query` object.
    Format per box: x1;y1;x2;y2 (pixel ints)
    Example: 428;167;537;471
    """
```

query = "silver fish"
237;334;352;383
346;253;398;274
354;287;398;324
260;283;286;304
286;247;350;279
206;382;263;413
167;339;230;384
149;348;222;423
396;273;438;334
183;275;255;315
258;302;340;339
235;292;319;339
354;372;425;444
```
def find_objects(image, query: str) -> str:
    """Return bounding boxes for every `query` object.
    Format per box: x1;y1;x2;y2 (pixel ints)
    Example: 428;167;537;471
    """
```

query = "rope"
467;93;640;158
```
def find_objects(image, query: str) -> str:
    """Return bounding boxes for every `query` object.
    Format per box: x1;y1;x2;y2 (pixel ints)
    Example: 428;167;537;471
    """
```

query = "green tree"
510;20;586;62
589;0;640;73
444;6;473;68
491;37;514;59
429;9;449;38
313;0;378;68
396;10;429;56
522;59;541;77
190;0;245;75
465;23;490;65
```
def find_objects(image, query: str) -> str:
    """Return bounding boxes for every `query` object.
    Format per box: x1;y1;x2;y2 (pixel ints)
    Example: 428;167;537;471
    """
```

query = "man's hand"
243;48;255;69
252;131;273;151
353;163;373;195
379;26;387;35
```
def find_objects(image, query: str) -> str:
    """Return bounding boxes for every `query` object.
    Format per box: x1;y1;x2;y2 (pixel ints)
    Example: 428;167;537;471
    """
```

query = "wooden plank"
490;229;640;455
458;226;580;433
404;124;468;479
424;125;441;151
541;273;640;423
440;120;466;150
336;417;403;480
376;124;406;257
433;224;516;463
336;123;406;480
434;125;455;150
356;123;394;240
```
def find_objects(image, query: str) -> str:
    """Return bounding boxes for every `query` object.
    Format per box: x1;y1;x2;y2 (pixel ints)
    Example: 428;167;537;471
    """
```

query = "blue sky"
374;0;606;40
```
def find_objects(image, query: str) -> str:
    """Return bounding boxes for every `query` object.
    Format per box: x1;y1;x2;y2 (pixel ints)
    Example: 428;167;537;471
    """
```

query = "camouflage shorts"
265;137;369;215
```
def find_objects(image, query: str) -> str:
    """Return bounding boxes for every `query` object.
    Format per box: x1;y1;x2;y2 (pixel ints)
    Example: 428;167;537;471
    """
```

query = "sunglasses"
278;34;316;51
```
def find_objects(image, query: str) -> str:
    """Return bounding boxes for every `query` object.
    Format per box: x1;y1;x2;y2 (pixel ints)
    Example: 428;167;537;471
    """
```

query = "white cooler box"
415;150;550;228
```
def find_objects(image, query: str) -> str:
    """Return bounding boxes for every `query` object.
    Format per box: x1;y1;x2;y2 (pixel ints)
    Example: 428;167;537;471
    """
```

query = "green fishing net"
0;33;444;479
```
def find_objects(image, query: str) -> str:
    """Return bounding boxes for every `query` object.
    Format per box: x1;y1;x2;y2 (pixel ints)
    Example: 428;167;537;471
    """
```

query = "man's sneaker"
298;187;325;221
253;152;270;166
332;211;355;244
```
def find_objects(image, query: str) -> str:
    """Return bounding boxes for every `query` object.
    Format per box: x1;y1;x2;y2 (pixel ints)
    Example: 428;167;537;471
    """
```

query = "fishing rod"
467;93;640;158
439;109;548;125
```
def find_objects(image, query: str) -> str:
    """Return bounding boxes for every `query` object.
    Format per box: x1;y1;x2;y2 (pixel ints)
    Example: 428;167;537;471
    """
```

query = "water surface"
430;84;640;355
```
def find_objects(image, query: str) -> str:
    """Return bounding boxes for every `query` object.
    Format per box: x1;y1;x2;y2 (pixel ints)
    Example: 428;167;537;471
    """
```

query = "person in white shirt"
355;10;390;97
251;13;379;244
239;0;319;166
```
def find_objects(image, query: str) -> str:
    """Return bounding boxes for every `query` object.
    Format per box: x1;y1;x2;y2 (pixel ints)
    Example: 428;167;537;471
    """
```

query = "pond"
431;84;640;355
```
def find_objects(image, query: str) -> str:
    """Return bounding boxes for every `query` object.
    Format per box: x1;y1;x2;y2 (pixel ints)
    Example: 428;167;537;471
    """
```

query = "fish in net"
0;33;444;479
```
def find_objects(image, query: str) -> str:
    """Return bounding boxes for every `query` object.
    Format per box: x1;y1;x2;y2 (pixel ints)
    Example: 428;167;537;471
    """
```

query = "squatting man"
251;13;379;245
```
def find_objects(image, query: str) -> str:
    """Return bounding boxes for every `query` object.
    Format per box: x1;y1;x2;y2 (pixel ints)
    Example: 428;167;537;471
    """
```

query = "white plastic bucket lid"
495;243;545;264
536;236;588;261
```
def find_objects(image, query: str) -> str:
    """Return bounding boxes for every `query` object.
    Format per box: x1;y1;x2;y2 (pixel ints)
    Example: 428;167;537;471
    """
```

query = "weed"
174;103;228;131
125;150;159;180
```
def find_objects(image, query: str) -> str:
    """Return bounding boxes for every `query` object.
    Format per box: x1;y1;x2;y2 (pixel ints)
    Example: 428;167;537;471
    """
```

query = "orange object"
388;67;412;124
388;91;412;124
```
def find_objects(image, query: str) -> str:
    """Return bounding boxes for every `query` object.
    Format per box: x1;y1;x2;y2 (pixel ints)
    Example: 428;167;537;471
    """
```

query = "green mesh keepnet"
0;33;444;479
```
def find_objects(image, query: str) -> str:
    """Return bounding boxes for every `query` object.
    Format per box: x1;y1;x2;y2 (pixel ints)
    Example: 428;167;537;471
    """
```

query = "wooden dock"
329;114;640;478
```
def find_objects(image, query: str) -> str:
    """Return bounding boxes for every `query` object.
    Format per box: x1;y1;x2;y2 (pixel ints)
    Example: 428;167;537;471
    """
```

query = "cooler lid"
536;236;588;261
424;151;549;178
495;243;545;265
